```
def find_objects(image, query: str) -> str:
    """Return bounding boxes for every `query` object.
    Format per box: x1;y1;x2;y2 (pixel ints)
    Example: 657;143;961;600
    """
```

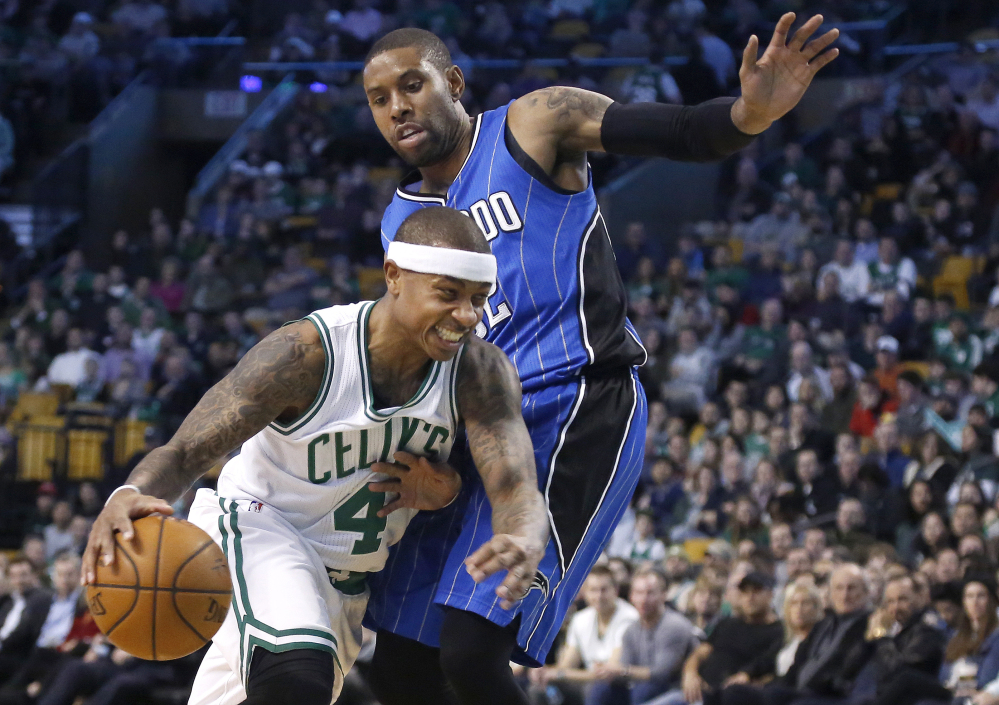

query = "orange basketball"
86;515;233;661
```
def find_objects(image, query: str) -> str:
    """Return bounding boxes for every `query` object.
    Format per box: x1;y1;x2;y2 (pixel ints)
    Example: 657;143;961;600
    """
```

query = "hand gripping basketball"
84;515;233;661
82;487;174;586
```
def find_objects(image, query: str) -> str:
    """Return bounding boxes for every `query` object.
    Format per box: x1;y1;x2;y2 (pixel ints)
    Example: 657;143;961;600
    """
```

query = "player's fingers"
392;451;418;468
809;46;840;72
464;543;498;571
464;545;500;581
802;28;838;60
741;34;759;73
376;497;406;517
367;479;401;494
81;538;101;585
497;566;532;608
369;461;407;478
135;498;173;520
788;14;823;51
770;12;795;48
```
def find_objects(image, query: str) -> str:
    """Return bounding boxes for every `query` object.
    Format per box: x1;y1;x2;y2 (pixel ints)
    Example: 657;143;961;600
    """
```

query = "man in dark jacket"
721;563;871;705
820;363;857;436
0;555;52;683
865;574;949;705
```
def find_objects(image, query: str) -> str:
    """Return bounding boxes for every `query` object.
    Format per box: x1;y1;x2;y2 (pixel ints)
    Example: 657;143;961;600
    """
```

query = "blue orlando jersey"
380;103;646;392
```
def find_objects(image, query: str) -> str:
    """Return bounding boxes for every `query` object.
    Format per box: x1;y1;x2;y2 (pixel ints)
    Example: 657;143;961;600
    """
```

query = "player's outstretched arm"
507;13;837;170
456;338;549;609
82;321;326;584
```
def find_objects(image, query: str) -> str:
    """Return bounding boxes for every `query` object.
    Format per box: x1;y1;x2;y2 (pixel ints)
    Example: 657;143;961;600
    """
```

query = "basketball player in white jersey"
81;207;549;705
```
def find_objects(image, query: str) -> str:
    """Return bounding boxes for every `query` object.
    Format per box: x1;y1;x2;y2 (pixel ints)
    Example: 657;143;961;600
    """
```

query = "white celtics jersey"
216;300;462;575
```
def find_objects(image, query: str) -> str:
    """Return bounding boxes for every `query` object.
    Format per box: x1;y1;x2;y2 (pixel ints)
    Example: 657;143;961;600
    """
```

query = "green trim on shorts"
217;499;341;685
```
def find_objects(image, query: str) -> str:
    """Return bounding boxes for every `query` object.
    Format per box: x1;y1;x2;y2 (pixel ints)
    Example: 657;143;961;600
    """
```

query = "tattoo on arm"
457;340;548;545
530;86;609;123
127;321;326;501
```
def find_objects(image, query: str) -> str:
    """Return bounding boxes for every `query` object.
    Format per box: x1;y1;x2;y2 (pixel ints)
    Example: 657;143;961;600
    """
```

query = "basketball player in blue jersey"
361;17;839;705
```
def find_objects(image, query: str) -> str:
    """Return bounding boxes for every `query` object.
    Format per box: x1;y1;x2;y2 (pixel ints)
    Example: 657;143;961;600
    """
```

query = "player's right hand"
464;533;545;610
81;488;173;585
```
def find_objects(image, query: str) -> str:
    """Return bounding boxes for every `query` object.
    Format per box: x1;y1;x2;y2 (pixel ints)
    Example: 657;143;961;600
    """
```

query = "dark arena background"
1;1;999;704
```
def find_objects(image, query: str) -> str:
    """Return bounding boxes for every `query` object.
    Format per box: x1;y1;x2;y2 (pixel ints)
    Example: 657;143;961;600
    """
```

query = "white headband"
386;241;497;286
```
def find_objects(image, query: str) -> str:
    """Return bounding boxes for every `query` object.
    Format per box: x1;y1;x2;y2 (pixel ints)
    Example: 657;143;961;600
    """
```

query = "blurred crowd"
0;1;997;704
0;0;232;186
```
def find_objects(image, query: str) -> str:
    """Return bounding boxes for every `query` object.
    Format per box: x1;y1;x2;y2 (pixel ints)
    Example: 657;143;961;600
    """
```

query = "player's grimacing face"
364;49;464;168
390;266;489;361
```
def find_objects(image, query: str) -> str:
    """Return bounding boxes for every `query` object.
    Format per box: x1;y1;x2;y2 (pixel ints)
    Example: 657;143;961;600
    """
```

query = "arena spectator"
606;569;700;704
0;556;49;684
676;571;783;705
44;329;101;389
540;566;638;703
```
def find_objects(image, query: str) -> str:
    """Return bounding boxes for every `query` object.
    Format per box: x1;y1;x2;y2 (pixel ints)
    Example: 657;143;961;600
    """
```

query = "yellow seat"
358;267;387;300
549;19;589;40
15;416;66;481
899;361;931;378
66;429;108;480
114;419;150;468
684;538;713;564
7;393;59;427
570;42;605;58
729;238;745;264
874;183;903;201
933;256;974;310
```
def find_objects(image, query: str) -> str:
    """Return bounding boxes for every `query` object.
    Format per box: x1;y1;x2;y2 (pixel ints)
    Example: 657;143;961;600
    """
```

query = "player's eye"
438;288;457;300
471;296;487;308
407;81;422;92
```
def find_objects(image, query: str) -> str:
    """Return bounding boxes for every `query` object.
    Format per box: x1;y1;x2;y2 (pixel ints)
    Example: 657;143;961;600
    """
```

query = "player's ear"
384;259;402;296
446;65;464;102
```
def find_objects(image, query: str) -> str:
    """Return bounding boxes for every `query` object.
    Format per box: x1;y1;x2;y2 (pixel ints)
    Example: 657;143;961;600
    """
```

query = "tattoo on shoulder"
536;87;606;122
456;340;521;425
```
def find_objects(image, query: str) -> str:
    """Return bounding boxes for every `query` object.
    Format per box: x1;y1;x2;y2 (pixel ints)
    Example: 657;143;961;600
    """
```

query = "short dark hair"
395;207;490;254
7;553;33;569
588;564;616;584
365;28;452;72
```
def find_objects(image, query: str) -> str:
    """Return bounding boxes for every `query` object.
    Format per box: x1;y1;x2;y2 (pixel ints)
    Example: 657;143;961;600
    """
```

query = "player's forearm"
474;425;548;545
600;98;758;162
124;445;206;502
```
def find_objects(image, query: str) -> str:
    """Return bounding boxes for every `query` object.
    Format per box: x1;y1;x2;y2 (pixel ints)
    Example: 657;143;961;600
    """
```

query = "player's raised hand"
464;533;545;610
733;13;839;134
81;488;173;585
369;451;462;516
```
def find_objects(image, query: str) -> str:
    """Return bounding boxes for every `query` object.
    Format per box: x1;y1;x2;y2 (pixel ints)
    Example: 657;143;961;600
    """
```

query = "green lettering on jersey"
307;434;331;484
335;432;355;478
358;429;374;470
380;420;393;462
399;417;420;450
333;485;387;555
423;426;450;455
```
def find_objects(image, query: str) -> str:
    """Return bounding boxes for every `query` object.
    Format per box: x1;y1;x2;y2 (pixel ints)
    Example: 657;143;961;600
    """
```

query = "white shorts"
186;489;365;705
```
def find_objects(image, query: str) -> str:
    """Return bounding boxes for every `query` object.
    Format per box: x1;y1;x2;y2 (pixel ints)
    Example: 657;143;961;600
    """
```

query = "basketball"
85;515;233;661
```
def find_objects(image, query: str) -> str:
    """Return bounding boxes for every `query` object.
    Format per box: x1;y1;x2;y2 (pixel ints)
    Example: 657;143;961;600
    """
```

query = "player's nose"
390;92;411;121
453;300;479;328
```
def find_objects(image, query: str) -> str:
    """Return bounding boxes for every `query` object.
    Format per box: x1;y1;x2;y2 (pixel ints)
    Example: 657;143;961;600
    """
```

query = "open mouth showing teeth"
436;326;463;343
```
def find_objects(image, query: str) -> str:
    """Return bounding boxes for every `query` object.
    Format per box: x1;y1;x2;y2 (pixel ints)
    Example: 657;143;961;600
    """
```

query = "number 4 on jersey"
333;485;386;555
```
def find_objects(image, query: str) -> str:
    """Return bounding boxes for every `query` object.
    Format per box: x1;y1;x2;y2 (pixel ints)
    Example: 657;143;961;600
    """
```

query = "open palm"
739;13;840;126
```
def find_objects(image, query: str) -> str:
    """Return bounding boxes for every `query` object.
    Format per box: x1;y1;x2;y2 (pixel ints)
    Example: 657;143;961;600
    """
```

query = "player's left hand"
369;451;462;516
733;13;839;134
464;533;545;610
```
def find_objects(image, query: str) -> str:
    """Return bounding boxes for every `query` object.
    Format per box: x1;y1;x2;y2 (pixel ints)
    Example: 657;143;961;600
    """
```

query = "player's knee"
245;648;336;705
